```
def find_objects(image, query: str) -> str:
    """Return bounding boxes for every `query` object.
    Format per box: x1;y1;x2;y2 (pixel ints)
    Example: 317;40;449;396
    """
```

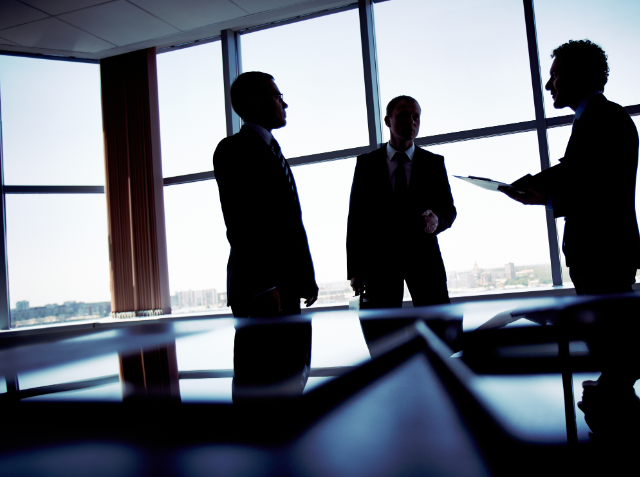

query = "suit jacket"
525;94;640;269
347;144;456;279
213;126;316;308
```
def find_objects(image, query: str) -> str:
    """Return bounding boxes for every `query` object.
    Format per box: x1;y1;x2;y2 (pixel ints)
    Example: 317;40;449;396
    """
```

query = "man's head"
384;96;421;149
545;39;609;110
230;71;288;130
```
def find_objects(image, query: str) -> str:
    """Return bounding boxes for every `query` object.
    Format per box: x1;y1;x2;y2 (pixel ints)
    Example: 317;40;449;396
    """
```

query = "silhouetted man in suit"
500;40;640;295
347;96;456;309
213;72;318;317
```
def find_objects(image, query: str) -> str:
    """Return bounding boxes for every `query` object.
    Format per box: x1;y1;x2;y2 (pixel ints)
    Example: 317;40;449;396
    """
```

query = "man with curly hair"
501;40;640;295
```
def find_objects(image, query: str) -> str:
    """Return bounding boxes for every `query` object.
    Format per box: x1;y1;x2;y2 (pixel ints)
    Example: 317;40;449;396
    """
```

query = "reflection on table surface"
1;294;639;448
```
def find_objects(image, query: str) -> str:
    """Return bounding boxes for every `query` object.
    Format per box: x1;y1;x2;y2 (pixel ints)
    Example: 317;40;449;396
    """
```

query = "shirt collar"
574;91;602;121
387;142;415;161
243;122;273;145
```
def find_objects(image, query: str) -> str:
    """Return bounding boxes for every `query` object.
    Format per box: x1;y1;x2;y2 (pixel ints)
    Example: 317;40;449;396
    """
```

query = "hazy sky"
1;0;639;308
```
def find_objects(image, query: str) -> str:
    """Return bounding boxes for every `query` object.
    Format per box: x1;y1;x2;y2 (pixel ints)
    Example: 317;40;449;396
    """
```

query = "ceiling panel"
20;0;114;16
0;0;48;30
129;0;246;31
0;17;113;53
0;36;19;46
59;1;179;46
233;0;314;15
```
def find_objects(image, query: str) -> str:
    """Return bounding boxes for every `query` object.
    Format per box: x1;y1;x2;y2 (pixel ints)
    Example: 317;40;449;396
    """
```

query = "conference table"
0;294;637;476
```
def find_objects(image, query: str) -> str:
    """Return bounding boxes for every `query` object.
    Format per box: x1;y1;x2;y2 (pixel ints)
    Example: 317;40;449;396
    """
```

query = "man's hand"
304;283;319;307
350;277;365;296
251;288;282;316
422;210;438;234
498;185;548;205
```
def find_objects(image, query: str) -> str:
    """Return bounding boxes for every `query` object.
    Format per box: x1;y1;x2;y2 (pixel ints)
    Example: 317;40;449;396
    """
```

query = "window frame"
1;0;640;330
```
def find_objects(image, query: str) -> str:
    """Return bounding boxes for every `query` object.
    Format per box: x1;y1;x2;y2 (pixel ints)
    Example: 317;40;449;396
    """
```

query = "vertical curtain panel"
100;48;170;318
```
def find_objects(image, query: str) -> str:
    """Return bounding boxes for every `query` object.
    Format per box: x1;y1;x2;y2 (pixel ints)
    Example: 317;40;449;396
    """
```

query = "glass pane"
535;0;640;118
18;354;119;390
293;159;356;307
427;132;553;295
241;10;369;158
7;195;111;327
163;180;230;314
375;0;535;139
554;218;572;284
0;55;105;185
546;125;572;166
157;42;227;178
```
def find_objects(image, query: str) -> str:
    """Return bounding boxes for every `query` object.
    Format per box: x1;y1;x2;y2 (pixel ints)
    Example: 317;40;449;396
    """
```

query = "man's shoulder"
214;128;265;160
414;146;445;164
415;147;443;159
356;144;386;165
356;144;385;159
585;95;630;122
582;95;637;137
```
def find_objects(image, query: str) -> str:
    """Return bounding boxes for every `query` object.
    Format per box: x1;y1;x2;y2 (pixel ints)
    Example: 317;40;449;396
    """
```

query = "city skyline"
9;259;555;316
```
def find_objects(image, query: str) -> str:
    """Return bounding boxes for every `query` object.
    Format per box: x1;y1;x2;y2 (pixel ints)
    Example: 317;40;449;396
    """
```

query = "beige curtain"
100;48;170;318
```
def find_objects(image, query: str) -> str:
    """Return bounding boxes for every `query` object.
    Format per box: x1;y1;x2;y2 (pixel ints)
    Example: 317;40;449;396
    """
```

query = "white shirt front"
386;142;415;192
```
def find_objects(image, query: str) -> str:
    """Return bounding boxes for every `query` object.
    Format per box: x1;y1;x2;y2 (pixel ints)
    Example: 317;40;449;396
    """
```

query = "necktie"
393;152;411;235
394;152;409;196
270;138;297;199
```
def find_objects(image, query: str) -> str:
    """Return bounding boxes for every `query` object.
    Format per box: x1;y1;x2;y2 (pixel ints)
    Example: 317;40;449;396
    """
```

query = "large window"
428;132;553;294
535;0;640;118
293;159;356;306
375;0;535;139
163;180;230;314
157;41;226;178
6;195;110;326
0;56;105;185
0;55;109;328
241;10;369;158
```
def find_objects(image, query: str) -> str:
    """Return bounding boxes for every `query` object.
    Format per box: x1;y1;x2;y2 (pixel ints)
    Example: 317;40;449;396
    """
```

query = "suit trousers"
570;265;640;389
361;266;450;309
231;288;301;318
569;265;637;295
359;265;450;356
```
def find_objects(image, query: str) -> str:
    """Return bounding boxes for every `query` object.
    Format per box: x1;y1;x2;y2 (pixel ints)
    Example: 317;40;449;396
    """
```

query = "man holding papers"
500;40;640;295
347;96;456;308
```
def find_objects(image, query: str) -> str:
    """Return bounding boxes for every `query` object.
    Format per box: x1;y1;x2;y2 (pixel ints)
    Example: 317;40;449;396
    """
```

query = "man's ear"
384;116;391;128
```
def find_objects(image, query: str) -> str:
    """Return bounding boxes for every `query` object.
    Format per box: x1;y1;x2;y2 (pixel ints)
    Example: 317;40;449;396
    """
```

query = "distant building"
472;261;481;280
16;301;29;311
317;281;352;305
173;288;218;309
11;301;111;328
457;272;476;289
203;289;217;307
516;269;535;277
505;263;516;280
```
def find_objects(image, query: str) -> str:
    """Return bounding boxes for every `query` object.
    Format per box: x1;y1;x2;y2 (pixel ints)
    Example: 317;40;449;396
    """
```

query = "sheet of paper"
453;175;515;192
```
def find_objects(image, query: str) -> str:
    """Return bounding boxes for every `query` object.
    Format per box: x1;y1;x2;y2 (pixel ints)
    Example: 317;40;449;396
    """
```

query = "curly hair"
551;39;609;91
